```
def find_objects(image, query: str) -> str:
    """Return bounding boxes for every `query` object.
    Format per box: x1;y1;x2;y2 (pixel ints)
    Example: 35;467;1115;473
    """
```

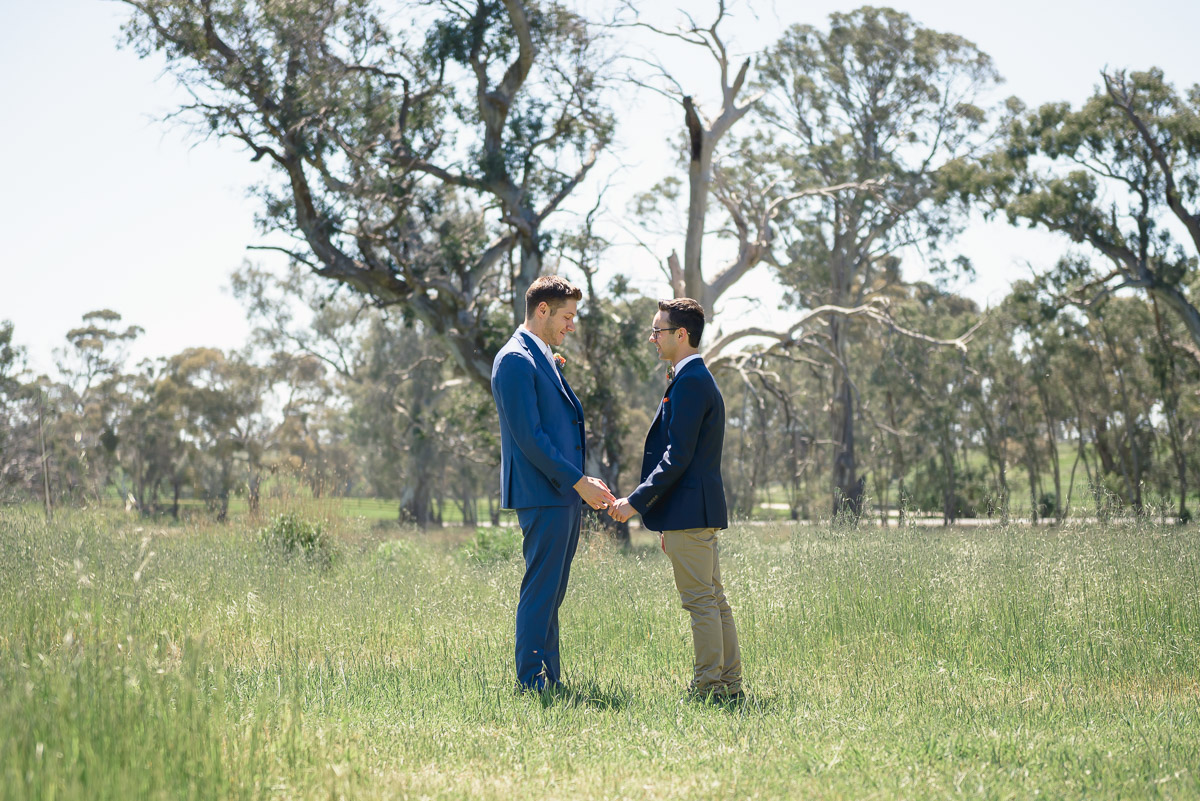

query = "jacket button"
575;445;581;450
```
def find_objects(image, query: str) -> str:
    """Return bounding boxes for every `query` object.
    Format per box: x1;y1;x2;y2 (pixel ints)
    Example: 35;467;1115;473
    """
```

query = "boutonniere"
553;352;566;369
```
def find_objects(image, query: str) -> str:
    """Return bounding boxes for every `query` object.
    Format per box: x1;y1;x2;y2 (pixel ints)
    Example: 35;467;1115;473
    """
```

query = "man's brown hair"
525;275;583;318
658;297;706;347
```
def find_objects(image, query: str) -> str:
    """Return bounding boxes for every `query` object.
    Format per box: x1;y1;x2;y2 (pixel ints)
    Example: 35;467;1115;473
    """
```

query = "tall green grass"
2;508;1198;799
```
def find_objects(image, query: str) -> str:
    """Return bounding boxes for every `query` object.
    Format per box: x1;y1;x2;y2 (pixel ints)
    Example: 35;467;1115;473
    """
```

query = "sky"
2;0;1199;376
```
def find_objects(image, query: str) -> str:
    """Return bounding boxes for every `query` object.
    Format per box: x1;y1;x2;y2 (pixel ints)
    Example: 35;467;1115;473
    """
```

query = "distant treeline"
1;271;1196;530
4;3;1198;533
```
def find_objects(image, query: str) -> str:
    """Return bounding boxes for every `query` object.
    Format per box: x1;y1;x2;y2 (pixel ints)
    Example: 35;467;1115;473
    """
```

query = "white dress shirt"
672;353;702;379
519;325;565;391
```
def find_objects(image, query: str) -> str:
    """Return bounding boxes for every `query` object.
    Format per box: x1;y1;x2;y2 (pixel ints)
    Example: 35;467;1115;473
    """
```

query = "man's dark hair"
658;297;706;347
525;275;583;318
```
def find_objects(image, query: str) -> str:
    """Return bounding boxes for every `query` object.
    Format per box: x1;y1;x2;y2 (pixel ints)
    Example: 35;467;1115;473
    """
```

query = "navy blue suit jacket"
491;330;586;509
628;357;729;531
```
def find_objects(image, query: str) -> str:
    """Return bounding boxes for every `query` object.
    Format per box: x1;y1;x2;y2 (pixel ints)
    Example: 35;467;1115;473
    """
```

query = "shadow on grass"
720;690;779;715
670;691;780;715
526;681;633;711
520;682;779;714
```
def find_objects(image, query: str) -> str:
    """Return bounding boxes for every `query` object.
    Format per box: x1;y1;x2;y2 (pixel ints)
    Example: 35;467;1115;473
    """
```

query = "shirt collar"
673;353;702;377
518;325;552;358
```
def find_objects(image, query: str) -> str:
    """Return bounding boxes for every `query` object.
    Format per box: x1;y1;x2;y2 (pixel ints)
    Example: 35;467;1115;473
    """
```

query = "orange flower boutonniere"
553;352;566;369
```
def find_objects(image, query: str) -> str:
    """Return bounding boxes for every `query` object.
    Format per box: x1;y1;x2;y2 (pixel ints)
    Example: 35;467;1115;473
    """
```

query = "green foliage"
752;6;1000;301
1037;490;1060;520
258;511;335;566
373;537;418;564
458;525;522;564
119;0;617;389
972;67;1200;355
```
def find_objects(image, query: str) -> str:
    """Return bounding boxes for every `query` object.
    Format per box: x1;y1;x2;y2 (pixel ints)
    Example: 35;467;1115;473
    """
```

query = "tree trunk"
38;392;52;521
216;460;231;523
400;478;434;528
1167;407;1189;522
1150;281;1200;362
831;372;863;520
1102;327;1143;512
1035;381;1063;521
1026;458;1040;523
248;469;262;515
886;390;906;527
941;428;956;525
683;96;712;301
514;231;542;326
460;481;478;528
997;457;1009;525
1151;298;1190;523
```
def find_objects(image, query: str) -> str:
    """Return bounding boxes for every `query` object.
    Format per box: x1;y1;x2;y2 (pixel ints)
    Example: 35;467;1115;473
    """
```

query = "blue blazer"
628;358;729;531
491;330;586;509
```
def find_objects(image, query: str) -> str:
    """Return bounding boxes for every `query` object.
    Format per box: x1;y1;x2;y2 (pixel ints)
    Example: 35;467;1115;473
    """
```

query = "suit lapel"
561;372;584;420
653;357;704;426
650;382;673;429
516;331;574;406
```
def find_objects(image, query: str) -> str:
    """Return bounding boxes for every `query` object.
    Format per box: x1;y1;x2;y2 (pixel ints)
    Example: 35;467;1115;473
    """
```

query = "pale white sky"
3;0;1198;375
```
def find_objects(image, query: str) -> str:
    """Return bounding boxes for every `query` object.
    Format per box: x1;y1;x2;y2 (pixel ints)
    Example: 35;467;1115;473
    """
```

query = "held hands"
574;476;616;511
608;498;635;523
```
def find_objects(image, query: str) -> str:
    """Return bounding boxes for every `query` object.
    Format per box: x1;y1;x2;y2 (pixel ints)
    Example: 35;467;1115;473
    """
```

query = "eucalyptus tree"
746;7;998;515
857;283;982;524
234;260;494;524
267;351;356;499
49;311;145;501
968;68;1200;361
346;314;469;526
120;0;615;388
1146;295;1197;522
620;2;887;369
0;322;36;501
117;359;190;515
231;262;366;497
618;0;764;309
160;348;270;520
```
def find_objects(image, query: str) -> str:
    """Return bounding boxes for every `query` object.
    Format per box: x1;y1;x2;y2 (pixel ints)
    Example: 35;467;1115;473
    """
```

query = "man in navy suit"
609;298;743;701
491;275;616;692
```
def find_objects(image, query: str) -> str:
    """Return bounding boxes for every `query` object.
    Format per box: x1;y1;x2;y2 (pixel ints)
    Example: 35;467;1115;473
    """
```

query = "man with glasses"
609;298;743;703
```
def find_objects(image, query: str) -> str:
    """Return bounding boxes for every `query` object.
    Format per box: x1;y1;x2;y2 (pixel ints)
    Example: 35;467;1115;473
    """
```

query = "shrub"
459;526;522;564
1036;491;1060;520
259;512;335;567
374;538;417;565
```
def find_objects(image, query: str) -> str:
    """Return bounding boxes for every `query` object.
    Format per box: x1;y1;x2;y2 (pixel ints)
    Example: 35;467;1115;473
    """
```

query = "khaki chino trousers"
663;527;742;693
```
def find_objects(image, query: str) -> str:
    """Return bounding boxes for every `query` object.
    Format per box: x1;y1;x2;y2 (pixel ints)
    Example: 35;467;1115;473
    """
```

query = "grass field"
2;508;1198;800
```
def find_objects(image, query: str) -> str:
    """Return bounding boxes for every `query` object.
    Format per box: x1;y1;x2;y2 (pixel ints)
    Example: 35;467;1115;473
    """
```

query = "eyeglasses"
649;326;680;340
